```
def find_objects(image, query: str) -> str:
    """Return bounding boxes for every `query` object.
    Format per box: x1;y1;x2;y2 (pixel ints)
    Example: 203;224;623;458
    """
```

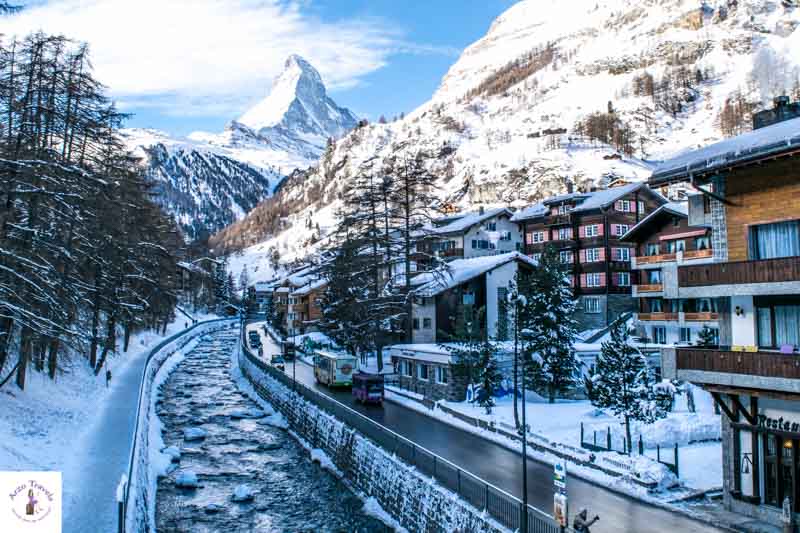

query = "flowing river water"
154;328;387;532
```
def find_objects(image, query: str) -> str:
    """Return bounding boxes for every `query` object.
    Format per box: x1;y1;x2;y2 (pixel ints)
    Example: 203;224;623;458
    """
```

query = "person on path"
573;508;599;533
105;367;112;388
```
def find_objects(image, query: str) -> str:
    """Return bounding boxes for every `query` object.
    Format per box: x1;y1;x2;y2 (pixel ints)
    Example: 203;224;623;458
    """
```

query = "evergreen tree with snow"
445;306;487;386
591;318;667;453
477;343;502;414
519;245;580;403
696;324;717;347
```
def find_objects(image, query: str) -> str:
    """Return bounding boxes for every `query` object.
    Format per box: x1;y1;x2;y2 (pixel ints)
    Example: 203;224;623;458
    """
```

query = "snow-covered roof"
650;117;800;185
511;183;659;222
619;201;688;242
428;207;513;235
291;277;327;296
411;252;536;297
387;344;453;365
254;281;275;292
275;286;291;293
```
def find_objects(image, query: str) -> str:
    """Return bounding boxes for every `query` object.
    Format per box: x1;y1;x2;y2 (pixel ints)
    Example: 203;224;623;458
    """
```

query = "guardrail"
239;332;566;533
117;317;234;533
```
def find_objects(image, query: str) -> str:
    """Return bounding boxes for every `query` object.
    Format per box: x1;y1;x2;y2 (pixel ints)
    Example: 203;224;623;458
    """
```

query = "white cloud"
0;0;444;117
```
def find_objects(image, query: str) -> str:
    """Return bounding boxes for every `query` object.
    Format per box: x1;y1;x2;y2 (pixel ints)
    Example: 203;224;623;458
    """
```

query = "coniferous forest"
0;33;183;389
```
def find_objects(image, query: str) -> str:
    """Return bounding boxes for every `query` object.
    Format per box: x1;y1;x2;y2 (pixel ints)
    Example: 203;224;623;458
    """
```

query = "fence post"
638;434;644;455
657;444;661;462
118;500;125;533
607;427;611;450
674;443;679;478
593;430;597;447
457;469;461;494
484;482;489;510
580;422;584;445
433;455;437;478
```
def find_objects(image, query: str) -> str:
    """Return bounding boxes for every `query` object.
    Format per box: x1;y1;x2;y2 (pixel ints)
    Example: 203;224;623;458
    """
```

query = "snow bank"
237;345;511;533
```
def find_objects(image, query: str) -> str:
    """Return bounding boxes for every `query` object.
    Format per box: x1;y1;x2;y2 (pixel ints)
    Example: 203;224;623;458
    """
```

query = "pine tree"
591;318;667;453
696;324;717;347
477;344;502;414
445;306;488;386
519;245;580;403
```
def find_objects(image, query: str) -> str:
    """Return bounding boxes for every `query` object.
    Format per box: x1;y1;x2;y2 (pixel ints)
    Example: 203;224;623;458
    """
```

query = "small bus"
352;372;384;405
313;350;357;387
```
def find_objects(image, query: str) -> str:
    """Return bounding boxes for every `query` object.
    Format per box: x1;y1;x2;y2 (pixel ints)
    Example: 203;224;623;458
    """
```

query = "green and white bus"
313;350;357;387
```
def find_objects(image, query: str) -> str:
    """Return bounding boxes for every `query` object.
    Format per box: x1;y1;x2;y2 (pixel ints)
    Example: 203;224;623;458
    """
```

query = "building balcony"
436;248;465;258
631;249;713;269
637;312;679;322
663;346;800;394
677;256;800;297
683;312;719;322
545;214;572;226
632;283;663;297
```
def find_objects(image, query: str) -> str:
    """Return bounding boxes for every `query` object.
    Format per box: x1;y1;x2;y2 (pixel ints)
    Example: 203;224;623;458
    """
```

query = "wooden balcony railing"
679;256;800;287
545;214;572;226
682;249;713;260
637;312;679;321
677;347;800;380
636;253;676;265
440;248;465;258
683;312;719;322
636;283;663;293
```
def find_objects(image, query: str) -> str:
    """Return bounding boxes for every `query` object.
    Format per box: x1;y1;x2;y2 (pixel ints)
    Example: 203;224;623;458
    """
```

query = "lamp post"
511;292;529;533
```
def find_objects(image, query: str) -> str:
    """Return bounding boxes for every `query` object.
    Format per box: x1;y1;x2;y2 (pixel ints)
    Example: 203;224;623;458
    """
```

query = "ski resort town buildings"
652;99;800;529
511;183;668;331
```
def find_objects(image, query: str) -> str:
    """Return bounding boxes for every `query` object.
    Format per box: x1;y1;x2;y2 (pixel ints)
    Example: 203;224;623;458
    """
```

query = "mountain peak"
237;54;356;144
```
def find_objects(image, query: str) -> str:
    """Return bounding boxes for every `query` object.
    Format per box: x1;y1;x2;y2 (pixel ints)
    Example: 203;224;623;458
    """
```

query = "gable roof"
511;183;662;222
291;277;327;297
427;207;513;236
619;202;688;242
411;252;536;297
650;116;800;186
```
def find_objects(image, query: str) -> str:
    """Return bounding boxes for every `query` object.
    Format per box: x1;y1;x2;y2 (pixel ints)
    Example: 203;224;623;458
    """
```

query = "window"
585;248;601;262
472;239;491;249
646;243;660;256
614;248;631;261
401;360;413;377
486;222;497;231
585;273;603;287
531;232;546;244
435;366;448;384
585;225;600;237
412;318;420;330
410;261;418;273
638;201;645;214
417;363;429;381
531;253;542;261
617;200;633;212
652;326;666;344
695;236;710;250
584;297;602;314
646;270;662;284
559;250;573;263
749;220;800;260
500;231;512;241
666;240;685;253
679;327;692;344
558;227;571;240
614;224;630;236
756;301;800;349
615;272;630;286
462;291;475;305
558;204;572;215
516;242;522;251
649;299;663;312
423;317;432;329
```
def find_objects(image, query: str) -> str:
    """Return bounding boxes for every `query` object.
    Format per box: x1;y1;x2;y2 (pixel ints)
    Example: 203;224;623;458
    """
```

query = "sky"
1;0;517;137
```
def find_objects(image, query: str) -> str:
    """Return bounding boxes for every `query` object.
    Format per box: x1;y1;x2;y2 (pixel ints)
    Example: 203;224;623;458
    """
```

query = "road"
248;324;721;533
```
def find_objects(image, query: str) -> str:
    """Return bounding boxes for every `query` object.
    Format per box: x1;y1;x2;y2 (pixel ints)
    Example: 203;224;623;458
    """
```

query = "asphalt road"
249;325;721;533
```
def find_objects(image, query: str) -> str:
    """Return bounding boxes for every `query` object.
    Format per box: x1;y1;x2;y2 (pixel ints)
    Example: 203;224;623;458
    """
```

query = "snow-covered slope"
215;0;800;280
125;55;358;240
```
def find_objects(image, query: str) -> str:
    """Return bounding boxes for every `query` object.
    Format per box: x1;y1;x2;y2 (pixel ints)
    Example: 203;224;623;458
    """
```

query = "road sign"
553;492;568;528
553;461;567;490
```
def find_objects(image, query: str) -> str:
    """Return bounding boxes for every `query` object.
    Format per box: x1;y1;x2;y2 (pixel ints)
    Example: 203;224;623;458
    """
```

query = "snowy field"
0;313;216;473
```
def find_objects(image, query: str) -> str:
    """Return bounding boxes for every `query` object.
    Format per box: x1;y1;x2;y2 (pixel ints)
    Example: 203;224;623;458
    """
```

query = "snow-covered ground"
0;313;216;474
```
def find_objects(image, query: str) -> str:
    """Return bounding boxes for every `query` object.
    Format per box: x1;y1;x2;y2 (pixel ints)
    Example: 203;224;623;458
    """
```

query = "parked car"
271;355;286;371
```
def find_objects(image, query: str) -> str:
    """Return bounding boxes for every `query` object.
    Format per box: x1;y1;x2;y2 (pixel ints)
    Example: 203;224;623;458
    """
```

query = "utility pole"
515;294;529;533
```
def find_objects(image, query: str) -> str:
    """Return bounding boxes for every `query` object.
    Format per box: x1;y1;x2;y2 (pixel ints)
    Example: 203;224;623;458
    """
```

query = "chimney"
752;96;800;130
479;205;484;215
566;181;574;194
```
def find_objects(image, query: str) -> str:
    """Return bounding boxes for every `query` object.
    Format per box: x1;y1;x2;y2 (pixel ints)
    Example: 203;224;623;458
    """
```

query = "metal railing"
117;317;233;533
239;335;566;533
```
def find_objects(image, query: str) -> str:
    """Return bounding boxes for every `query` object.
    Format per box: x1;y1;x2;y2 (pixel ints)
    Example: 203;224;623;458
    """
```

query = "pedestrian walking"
573;508;599;533
105;367;112;388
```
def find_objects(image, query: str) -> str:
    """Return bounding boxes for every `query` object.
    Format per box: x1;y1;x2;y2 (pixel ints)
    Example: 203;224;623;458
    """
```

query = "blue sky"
2;0;515;137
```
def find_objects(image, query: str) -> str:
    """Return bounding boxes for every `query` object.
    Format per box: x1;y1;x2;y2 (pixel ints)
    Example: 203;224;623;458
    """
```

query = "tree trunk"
123;323;132;352
89;301;100;369
376;345;383;372
548;383;555;404
625;415;632;456
0;316;13;374
47;338;59;380
94;315;116;375
16;326;32;390
34;338;45;372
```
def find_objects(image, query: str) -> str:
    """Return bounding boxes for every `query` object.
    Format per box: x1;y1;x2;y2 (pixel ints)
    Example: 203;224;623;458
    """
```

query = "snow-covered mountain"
217;0;800;282
124;55;358;240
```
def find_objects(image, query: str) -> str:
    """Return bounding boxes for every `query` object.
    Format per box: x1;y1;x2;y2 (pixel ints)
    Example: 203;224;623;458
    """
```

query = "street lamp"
514;294;529;533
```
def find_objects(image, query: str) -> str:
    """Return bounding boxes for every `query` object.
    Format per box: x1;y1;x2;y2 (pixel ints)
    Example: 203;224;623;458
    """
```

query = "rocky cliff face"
218;0;800;281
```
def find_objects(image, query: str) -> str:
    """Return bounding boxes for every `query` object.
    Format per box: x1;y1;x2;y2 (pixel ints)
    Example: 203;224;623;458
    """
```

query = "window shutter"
543;231;549;242
579;249;586;263
612;272;619;285
597;224;604;236
598;248;606;261
580;274;586;286
579;225;586;238
599;273;606;286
